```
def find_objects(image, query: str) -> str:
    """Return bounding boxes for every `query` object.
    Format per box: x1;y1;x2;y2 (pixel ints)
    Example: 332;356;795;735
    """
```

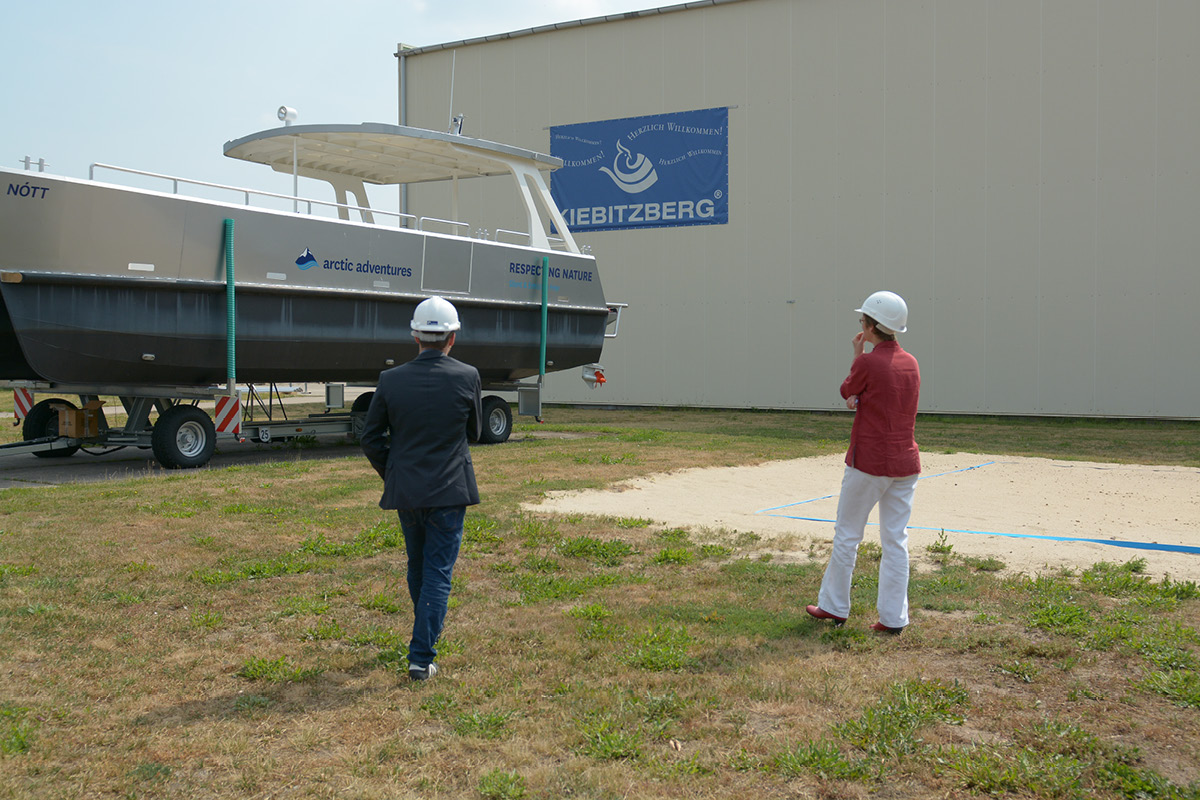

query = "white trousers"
817;466;919;629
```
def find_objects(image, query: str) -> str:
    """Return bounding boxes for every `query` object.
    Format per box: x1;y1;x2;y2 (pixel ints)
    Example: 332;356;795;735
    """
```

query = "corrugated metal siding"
401;0;1200;418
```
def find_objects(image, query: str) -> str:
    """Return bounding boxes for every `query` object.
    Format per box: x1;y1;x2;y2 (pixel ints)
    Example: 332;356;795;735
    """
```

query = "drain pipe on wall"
396;43;412;218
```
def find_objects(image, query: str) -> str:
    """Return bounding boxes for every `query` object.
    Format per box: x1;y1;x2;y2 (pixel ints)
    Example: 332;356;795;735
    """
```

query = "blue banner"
550;107;728;232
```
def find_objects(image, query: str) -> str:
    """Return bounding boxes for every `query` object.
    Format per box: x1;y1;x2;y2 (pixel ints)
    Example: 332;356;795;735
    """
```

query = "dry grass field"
0;406;1197;799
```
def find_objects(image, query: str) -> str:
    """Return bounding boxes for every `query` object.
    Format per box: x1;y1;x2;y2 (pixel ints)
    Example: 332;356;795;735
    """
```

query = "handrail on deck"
87;163;418;229
418;216;471;234
494;228;531;245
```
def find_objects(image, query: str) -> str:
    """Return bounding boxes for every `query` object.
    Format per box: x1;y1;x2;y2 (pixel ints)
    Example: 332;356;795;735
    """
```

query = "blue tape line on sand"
755;462;996;514
756;461;1199;556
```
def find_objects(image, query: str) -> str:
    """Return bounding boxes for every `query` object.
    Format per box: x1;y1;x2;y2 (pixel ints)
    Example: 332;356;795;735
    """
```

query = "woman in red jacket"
807;291;920;634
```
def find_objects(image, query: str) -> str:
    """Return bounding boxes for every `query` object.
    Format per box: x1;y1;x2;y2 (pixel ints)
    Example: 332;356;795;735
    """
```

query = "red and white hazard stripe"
12;389;34;421
214;395;241;436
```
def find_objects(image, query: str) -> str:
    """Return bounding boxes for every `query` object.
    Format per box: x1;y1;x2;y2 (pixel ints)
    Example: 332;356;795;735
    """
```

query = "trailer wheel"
479;396;513;444
350;391;375;439
152;405;216;469
24;398;81;458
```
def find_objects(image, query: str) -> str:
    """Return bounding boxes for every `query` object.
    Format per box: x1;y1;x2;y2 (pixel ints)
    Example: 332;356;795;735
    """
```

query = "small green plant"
301;618;344;641
557;536;635;566
190;610;224;630
998;659;1040;683
478;769;527;800
577;715;643;761
236;656;321;683
233;694;272;714
520;555;560;573
698;544;732;559
657;528;690;543
625;625;694;671
279;596;331;617
359;593;403;614
567;603;613;621
834;678;969;758
1140;669;1200;708
652;548;695;566
0;708;34;755
452;710;514;739
926;530;954;563
504;573;624;605
129;762;172;782
771;740;872;781
616;517;652;529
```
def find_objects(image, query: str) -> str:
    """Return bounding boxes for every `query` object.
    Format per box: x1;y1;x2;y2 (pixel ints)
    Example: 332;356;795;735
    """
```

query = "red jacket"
840;340;921;477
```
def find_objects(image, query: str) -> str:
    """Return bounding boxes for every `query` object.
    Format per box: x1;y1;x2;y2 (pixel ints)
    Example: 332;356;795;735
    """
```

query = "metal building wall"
399;0;1200;418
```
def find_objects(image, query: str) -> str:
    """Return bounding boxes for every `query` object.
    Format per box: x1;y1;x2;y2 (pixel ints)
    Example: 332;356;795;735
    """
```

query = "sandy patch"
529;452;1200;581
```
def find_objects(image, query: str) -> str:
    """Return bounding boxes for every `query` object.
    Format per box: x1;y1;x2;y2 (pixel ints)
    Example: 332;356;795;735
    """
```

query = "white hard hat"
411;296;461;336
855;291;908;334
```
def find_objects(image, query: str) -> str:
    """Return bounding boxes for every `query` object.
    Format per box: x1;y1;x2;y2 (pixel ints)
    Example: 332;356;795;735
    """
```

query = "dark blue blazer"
360;349;482;510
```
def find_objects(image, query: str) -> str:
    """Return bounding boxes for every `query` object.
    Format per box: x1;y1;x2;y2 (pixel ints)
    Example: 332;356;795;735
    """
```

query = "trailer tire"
152;405;216;469
479;396;513;444
24;398;81;458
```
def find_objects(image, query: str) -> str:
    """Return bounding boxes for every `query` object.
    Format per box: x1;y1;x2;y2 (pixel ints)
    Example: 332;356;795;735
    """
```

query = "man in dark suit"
361;296;482;681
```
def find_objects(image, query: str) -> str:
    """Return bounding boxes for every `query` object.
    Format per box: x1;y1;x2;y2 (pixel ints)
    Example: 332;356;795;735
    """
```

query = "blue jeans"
396;506;465;668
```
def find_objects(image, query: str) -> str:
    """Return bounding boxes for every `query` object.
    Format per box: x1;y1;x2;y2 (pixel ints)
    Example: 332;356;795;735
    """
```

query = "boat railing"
418;216;471;235
494;229;573;252
87;163;419;229
84;163;589;254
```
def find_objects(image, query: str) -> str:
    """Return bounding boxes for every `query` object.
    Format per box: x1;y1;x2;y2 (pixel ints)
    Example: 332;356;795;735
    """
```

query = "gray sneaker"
408;662;439;681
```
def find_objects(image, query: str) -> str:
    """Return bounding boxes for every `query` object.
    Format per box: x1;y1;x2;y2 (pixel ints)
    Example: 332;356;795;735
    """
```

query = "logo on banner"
600;141;658;194
551;107;729;232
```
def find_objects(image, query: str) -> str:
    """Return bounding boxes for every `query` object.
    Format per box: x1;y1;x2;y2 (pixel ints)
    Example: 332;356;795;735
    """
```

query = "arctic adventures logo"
295;247;318;270
294;247;413;278
550;107;729;232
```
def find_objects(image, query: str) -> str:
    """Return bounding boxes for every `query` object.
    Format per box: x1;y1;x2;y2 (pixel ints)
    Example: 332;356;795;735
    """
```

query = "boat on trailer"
0;122;623;467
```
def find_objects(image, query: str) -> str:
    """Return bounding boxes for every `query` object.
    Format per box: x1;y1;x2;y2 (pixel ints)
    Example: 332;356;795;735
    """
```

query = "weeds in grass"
625;625;695;671
504;572;624;605
478;769;527;800
301;618;344;641
0;707;34;755
577;714;643;761
1140;669;1200;708
236;656;321;683
557;535;635;566
652;547;695;566
771;740;873;781
926;530;954;563
452;710;514;739
834;678;969;759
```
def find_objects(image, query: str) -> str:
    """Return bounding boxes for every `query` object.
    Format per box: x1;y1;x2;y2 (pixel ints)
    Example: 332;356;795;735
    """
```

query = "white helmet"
411;296;461;340
855;291;908;334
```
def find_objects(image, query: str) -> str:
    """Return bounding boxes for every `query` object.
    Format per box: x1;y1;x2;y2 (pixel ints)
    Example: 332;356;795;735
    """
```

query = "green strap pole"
538;255;549;423
539;256;549;380
223;219;236;394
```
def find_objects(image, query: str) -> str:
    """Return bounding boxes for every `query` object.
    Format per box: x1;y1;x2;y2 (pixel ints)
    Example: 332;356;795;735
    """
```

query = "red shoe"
869;622;904;635
805;605;847;625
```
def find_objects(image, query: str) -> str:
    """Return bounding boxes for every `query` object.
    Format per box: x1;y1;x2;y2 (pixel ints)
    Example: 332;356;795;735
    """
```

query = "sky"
2;0;649;201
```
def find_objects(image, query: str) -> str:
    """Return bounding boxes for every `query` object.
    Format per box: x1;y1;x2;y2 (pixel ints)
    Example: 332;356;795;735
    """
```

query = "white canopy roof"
222;123;562;186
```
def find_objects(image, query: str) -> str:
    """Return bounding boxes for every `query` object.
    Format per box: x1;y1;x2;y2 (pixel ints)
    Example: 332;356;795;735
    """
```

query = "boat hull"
0;169;609;388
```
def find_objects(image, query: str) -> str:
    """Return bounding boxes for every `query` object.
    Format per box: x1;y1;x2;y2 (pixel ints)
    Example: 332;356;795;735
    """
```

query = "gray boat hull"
0;169;609;387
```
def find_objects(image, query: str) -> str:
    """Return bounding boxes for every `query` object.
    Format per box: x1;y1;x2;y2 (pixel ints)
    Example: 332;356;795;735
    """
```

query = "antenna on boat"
447;50;463;134
278;106;299;211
